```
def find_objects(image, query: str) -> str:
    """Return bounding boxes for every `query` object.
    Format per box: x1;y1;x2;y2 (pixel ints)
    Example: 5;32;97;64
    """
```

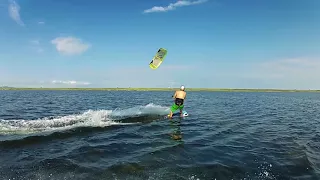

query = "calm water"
0;90;320;180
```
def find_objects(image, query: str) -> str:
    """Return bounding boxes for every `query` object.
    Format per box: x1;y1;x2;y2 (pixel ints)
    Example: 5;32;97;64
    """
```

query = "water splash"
0;103;170;135
110;103;170;118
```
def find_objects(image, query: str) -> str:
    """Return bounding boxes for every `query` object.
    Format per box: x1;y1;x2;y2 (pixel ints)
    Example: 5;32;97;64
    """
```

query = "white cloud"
93;65;194;88
51;36;91;55
30;40;40;45
38;21;45;25
143;0;208;13
8;0;24;26
52;80;91;86
257;58;320;78
35;47;44;53
29;39;44;53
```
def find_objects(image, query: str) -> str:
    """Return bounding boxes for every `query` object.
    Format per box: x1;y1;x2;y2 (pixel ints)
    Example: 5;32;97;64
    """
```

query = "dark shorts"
170;98;184;112
175;98;184;106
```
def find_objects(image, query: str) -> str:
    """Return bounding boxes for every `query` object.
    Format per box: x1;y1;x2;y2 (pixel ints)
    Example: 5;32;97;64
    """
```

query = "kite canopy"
149;48;168;70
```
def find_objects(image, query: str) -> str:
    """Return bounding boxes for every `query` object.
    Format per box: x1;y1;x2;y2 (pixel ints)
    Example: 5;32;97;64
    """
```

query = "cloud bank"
2;57;320;89
257;58;320;79
143;0;208;13
52;80;91;86
233;57;320;89
51;36;91;55
8;0;24;26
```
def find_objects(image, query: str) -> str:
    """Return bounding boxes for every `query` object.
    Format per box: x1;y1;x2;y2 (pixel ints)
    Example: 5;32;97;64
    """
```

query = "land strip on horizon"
0;87;319;92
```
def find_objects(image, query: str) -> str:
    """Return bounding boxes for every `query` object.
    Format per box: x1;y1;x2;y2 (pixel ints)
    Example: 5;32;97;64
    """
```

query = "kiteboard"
149;48;168;70
167;111;189;118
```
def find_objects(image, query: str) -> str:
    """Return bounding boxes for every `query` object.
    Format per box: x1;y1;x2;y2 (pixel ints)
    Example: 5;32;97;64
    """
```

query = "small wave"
0;103;170;135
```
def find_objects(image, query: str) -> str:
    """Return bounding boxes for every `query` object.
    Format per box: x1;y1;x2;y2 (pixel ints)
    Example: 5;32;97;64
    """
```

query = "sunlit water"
0;90;319;180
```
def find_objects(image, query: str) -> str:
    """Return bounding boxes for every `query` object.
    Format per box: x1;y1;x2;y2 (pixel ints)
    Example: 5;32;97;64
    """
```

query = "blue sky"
0;0;320;89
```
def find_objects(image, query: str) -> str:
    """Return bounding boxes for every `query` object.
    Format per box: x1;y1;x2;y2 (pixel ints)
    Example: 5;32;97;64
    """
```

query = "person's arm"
172;91;177;98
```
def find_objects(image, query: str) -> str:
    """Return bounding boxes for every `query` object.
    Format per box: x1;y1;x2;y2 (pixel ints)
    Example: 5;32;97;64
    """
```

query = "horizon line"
1;87;320;92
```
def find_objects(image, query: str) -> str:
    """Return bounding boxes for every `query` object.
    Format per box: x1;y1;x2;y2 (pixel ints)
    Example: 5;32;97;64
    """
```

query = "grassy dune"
1;87;320;92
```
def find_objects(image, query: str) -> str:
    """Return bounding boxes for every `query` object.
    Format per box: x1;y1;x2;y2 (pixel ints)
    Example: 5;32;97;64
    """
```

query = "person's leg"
169;110;173;119
169;104;178;119
179;105;184;117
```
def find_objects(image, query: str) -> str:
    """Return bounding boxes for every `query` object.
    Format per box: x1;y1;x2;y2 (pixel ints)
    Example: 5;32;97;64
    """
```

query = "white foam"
0;103;170;135
110;103;170;117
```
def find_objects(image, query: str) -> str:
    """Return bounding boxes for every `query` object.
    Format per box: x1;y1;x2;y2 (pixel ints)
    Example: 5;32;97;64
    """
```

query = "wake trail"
0;103;170;135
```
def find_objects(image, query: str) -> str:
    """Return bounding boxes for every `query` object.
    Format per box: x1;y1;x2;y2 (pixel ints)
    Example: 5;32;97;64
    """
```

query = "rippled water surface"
0;90;320;180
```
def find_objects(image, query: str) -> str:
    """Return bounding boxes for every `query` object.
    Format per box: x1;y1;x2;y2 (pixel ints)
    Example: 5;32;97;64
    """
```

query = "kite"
149;48;168;70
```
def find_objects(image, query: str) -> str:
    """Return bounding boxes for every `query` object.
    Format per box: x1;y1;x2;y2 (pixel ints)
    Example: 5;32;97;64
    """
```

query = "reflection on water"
169;119;183;141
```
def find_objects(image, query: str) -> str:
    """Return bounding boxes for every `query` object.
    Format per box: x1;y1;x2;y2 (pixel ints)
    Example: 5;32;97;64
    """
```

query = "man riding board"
168;85;186;119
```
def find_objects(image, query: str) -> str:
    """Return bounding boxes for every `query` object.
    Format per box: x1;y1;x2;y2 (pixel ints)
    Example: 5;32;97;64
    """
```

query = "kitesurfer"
168;85;186;119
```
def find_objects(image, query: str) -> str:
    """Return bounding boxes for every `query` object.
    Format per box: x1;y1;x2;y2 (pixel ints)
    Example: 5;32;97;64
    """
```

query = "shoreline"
0;87;319;92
